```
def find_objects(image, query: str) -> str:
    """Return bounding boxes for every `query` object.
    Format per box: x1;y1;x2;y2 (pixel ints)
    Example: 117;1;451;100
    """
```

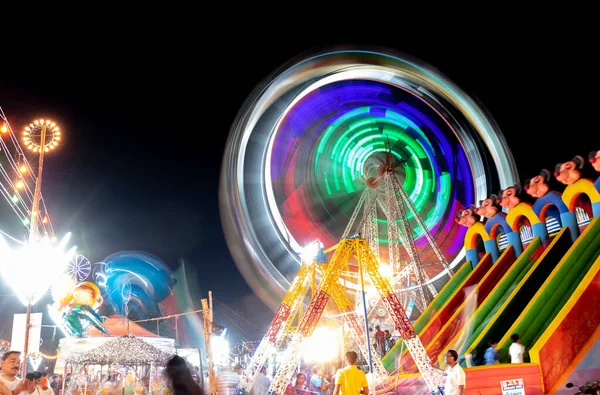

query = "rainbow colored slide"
495;217;600;363
435;235;545;367
381;256;474;371
384;180;600;394
460;226;574;366
388;245;519;373
382;252;492;371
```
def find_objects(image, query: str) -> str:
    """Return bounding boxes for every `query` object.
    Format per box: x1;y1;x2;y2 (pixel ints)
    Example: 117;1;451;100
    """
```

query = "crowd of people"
0;350;204;395
368;326;395;357
0;351;60;395
204;352;370;395
0;332;527;395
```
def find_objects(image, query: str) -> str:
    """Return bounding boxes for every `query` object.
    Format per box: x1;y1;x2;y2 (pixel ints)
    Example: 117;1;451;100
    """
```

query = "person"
250;366;270;395
383;330;392;354
0;380;10;395
309;366;331;395
21;373;38;395
38;377;55;395
374;326;385;357
483;339;500;365
215;365;240;395
233;364;243;376
286;372;308;395
442;350;466;395
51;375;62;395
37;375;54;395
190;366;200;386
332;351;368;395
165;355;204;395
509;334;525;363
0;351;25;395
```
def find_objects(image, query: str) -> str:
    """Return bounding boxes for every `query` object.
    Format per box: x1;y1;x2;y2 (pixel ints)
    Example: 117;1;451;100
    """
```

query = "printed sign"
501;378;525;395
11;313;43;353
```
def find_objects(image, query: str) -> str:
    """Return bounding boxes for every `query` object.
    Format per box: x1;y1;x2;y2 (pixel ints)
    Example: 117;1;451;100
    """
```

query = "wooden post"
201;293;217;395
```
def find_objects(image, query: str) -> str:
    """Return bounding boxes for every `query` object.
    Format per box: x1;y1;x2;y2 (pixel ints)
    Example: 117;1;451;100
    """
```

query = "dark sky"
0;27;597;344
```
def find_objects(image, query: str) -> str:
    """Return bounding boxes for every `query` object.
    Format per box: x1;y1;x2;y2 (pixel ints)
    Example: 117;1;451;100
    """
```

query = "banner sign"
501;378;525;395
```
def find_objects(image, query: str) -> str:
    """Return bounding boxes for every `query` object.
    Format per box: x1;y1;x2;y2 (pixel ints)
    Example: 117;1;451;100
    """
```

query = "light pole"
23;119;61;242
20;119;61;375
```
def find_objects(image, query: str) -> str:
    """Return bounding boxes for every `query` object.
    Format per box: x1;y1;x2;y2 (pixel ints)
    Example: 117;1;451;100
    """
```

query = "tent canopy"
66;334;173;366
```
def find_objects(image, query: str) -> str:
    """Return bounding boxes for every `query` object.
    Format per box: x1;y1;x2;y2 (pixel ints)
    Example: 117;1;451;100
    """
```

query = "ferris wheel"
219;47;519;312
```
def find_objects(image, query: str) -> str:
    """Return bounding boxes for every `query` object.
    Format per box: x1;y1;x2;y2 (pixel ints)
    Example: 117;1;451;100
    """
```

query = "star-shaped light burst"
0;233;76;306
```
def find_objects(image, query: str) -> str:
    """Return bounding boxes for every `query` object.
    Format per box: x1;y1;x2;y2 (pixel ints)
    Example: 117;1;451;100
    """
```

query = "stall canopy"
66;333;173;366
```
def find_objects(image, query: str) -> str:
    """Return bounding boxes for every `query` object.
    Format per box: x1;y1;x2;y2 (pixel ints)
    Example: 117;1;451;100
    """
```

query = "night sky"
0;29;597;345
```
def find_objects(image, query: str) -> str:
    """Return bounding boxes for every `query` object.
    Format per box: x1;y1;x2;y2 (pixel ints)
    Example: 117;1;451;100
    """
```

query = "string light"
0;107;58;243
132;308;205;323
32;352;58;360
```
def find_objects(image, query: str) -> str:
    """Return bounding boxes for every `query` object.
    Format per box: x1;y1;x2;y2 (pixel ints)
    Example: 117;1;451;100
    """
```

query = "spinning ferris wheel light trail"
343;139;454;316
220;48;519;316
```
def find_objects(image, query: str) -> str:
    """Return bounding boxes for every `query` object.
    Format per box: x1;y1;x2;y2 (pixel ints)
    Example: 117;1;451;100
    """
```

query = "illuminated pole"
29;123;46;242
358;252;374;374
22;296;31;376
20;119;61;375
202;291;216;395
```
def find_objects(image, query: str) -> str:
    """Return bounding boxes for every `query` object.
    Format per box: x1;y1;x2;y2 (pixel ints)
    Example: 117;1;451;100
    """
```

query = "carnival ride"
219;48;519;317
343;139;454;318
221;47;600;395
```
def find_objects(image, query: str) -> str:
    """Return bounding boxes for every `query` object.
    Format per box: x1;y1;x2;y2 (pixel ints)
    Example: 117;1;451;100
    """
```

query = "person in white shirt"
0;351;25;395
509;334;525;363
442;350;466;395
250;367;270;395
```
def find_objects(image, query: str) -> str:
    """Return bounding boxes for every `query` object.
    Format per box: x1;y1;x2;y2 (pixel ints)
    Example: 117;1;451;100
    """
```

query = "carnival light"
211;333;230;366
1;123;7;134
22;119;61;152
0;232;76;306
301;326;340;363
379;263;393;280
300;240;323;264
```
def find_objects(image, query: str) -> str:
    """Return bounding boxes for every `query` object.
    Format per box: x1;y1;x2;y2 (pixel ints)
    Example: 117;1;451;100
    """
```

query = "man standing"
216;365;241;395
250;366;270;395
332;351;368;395
0;351;25;395
443;350;466;395
509;334;525;363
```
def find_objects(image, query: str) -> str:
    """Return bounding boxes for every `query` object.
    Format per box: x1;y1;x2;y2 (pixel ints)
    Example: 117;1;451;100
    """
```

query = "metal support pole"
22;297;31;376
29;125;46;243
358;255;374;374
198;348;205;390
